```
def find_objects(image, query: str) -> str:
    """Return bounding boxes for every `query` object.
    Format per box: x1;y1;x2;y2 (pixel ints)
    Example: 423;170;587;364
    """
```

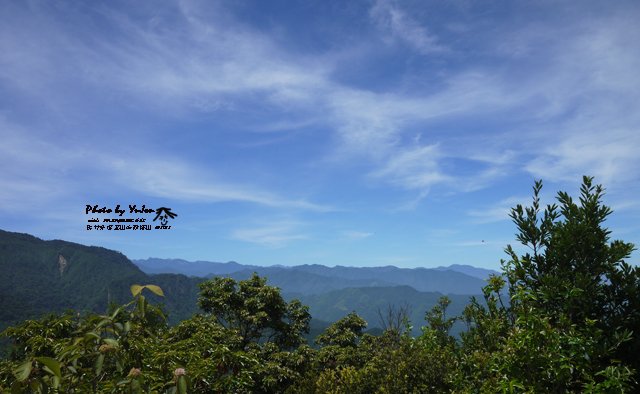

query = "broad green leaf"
131;284;144;297
145;284;164;297
13;360;32;382
35;357;61;380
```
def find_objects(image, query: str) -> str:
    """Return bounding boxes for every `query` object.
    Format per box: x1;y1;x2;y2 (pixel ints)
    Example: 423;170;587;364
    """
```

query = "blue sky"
1;0;639;269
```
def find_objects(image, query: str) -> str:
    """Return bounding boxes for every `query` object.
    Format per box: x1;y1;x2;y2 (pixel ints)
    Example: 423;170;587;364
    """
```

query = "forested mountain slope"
0;230;203;329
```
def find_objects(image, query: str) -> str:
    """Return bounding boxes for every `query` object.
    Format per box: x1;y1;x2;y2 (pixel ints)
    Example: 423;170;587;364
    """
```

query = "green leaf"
35;357;61;380
95;318;110;330
131;284;164;297
137;295;146;318
84;331;101;341
177;376;187;394
103;338;119;348
131;284;144;297
110;307;122;320
145;284;165;297
95;354;105;375
13;360;32;382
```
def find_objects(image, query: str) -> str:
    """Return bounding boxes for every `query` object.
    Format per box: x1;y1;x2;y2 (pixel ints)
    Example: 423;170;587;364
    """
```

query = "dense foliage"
1;177;638;392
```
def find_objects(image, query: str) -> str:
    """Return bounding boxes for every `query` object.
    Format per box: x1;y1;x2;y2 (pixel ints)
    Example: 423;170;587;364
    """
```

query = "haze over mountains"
133;258;497;335
1;229;497;338
133;258;497;295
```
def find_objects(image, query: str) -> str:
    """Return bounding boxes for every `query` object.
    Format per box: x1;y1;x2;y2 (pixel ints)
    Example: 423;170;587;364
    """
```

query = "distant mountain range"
133;258;498;295
132;258;497;335
1;229;497;341
433;264;499;280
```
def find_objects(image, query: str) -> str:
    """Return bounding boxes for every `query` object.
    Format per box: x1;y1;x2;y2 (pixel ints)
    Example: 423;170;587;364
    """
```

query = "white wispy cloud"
342;230;374;240
467;196;532;224
506;10;640;186
231;221;308;248
525;128;640;185
108;156;333;211
0;116;330;213
2;1;524;203
324;70;522;198
369;143;449;190
370;0;445;54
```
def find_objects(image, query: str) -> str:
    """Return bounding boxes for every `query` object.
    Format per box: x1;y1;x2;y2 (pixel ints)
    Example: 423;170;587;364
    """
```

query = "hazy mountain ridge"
135;258;258;276
434;264;499;280
133;258;491;295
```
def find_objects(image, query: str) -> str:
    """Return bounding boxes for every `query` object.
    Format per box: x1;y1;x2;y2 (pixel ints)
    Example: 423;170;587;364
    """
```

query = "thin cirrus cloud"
342;230;374;241
231;222;308;248
108;157;333;211
0;0;526;203
0;117;329;214
369;144;449;191
503;11;640;186
467;196;533;224
526;128;640;186
369;0;446;54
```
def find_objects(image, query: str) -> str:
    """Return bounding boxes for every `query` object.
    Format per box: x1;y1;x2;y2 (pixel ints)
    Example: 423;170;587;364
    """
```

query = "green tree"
505;176;639;377
316;312;367;348
458;176;638;392
198;273;311;349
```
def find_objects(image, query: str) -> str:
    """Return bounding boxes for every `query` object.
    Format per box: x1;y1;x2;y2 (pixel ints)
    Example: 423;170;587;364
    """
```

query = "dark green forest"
1;177;639;393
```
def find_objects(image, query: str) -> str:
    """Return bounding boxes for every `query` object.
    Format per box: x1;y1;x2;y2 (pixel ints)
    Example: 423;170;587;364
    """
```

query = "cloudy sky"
1;0;639;269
